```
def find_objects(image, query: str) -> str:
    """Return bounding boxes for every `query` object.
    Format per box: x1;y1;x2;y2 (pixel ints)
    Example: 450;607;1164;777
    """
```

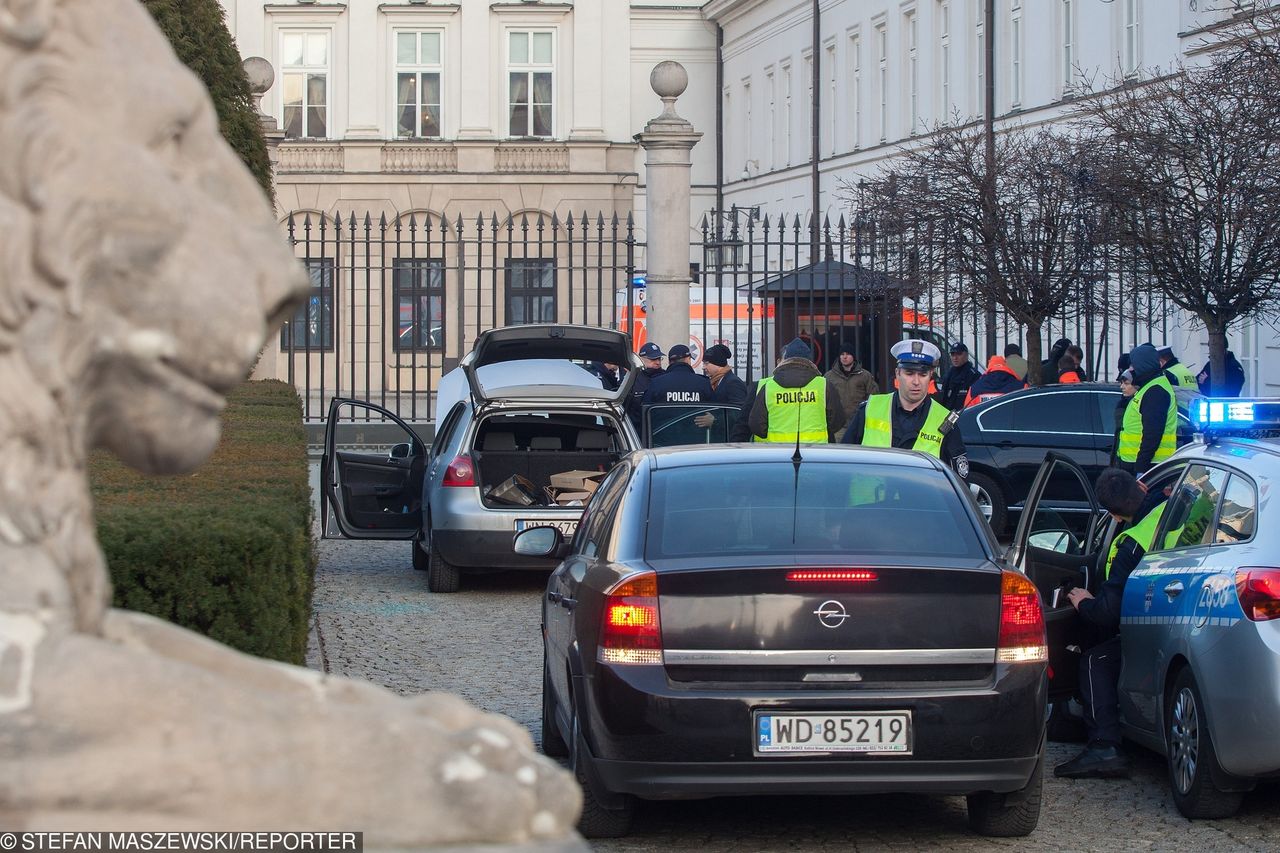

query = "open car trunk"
474;411;626;508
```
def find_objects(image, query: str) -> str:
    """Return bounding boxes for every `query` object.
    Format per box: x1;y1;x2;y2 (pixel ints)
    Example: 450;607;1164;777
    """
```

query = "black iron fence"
279;207;1168;424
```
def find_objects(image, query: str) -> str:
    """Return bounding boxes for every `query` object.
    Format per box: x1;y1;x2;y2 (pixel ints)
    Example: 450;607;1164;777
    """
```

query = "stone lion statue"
0;0;580;844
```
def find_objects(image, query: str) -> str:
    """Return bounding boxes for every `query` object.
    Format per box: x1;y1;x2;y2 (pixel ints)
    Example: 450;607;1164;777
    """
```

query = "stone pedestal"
635;62;701;357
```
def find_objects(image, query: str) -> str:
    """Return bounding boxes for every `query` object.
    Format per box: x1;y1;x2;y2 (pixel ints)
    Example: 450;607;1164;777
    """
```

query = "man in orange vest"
963;354;1028;408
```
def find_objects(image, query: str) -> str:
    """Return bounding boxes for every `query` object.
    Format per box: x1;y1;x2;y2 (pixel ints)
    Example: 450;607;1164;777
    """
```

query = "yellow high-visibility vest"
762;376;828;443
1118;376;1176;465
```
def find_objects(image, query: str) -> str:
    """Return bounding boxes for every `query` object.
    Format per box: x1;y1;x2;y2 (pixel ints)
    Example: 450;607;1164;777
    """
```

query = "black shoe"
1054;742;1131;779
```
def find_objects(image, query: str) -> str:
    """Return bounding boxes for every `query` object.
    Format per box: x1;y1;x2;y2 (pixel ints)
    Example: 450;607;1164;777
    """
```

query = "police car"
1010;399;1280;819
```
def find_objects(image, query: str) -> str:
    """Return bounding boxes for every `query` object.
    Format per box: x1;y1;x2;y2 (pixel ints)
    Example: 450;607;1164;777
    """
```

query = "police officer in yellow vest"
1116;343;1177;476
1057;467;1167;779
1157;345;1197;388
841;339;969;479
747;337;846;443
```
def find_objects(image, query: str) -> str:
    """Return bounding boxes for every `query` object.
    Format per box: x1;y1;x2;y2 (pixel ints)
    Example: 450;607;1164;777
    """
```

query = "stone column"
635;62;701;359
245;57;286;382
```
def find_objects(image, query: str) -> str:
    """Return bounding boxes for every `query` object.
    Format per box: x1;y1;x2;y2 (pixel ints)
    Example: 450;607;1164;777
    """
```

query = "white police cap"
891;338;941;368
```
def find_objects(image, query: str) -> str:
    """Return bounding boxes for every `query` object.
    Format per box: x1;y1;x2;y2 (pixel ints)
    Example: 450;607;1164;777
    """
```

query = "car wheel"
571;709;634;838
412;537;428;572
1166;668;1244;819
967;472;1007;535
426;543;461;593
541;656;569;758
966;743;1043;837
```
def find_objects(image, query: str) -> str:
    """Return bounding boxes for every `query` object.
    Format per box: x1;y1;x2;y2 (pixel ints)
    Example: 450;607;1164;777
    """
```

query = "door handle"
1164;581;1185;598
547;591;562;604
560;597;577;612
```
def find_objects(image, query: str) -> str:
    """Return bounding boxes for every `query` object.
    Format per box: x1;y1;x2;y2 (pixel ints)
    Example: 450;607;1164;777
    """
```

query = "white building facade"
706;0;1278;393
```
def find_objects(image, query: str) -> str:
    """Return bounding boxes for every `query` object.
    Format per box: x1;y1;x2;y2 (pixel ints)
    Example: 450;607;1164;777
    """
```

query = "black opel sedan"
515;444;1048;839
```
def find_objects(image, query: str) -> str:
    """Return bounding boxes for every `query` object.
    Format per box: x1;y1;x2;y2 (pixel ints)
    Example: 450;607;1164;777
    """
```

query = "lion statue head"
0;0;307;632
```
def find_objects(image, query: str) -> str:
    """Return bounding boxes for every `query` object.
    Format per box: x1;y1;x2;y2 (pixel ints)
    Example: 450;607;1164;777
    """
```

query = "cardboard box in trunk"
549;470;606;494
488;474;544;506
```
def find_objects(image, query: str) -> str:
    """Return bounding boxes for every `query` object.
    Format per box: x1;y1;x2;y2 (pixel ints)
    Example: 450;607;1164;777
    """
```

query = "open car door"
643;404;743;448
322;398;426;540
1009;452;1106;700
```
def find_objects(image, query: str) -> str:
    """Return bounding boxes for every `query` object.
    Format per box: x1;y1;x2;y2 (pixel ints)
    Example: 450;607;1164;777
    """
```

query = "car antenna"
791;392;803;543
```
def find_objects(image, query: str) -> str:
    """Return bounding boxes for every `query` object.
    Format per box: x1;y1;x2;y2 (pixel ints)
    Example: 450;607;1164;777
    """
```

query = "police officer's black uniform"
641;345;713;444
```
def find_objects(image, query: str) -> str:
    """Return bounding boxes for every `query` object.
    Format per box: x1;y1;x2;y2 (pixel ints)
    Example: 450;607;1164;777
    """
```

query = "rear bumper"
432;529;558;571
578;662;1046;798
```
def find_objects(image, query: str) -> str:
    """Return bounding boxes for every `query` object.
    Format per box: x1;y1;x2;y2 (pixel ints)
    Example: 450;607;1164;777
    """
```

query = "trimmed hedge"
89;381;315;664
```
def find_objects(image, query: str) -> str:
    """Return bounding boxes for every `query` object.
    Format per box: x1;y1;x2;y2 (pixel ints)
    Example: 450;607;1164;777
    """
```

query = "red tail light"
598;572;662;665
1236;568;1280;622
787;569;878;583
442;454;475;487
998;571;1047;663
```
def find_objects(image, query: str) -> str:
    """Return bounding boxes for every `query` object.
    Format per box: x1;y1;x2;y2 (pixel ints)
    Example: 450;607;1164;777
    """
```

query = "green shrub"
90;381;314;664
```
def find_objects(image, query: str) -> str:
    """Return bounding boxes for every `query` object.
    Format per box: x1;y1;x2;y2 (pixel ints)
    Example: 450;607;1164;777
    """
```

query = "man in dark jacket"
1055;467;1167;779
1040;338;1072;385
963;355;1027;407
748;338;845;442
1117;343;1176;476
824;342;879;428
1196;350;1247;397
694;343;748;435
625;341;664;430
642;344;712;405
938;341;982;411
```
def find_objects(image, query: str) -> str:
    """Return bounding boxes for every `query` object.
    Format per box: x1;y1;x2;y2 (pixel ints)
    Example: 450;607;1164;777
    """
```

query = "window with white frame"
281;30;329;139
395;30;443;138
508;30;554;138
826;43;837;155
1011;0;1022;107
876;22;887;142
975;0;985;118
1061;0;1075;90
766;68;776;169
905;10;918;134
849;32;861;149
937;1;950;121
782;62;792;166
1123;0;1140;76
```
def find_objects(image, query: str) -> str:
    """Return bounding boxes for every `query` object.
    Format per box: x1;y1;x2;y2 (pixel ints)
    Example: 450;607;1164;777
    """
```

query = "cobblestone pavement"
307;537;1280;852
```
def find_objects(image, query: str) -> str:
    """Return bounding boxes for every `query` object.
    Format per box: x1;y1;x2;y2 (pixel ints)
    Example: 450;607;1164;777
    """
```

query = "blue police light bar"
1191;398;1280;433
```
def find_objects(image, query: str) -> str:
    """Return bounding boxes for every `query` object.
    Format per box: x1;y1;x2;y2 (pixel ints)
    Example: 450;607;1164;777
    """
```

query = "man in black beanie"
824;342;879;429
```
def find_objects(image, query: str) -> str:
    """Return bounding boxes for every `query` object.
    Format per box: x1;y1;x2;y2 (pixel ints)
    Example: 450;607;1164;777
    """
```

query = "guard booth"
752;259;914;391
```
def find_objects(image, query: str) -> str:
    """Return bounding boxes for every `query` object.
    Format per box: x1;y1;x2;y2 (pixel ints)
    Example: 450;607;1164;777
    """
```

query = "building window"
975;0;985;118
781;62;792;166
938;1;950;121
766;68;776;169
505;259;556;324
826;43;837;155
508;30;554;138
849;32;861;149
876;22;887;142
392;259;444;351
1061;0;1075;90
281;31;329;139
905;10;918;134
804;52;814;157
1011;0;1022;107
281;258;334;350
395;31;443;138
1123;0;1140;76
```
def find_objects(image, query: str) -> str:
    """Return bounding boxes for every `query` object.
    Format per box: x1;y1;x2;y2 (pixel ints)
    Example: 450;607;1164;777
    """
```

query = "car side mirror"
513;526;565;558
389;442;412;459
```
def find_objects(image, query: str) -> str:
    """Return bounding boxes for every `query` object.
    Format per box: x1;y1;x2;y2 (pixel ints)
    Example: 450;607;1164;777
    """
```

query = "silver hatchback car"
322;325;642;591
1011;398;1280;819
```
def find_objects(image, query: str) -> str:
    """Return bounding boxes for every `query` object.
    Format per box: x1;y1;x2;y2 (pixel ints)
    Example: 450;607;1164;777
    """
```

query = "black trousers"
1079;636;1123;745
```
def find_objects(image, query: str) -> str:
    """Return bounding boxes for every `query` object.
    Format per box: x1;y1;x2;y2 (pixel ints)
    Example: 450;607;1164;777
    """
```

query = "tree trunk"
1025;325;1043;386
1205;322;1228;397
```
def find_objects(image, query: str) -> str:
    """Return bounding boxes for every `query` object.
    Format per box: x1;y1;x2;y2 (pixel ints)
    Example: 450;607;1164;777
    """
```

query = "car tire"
965;744;1043;837
571;711;634;838
412;537;429;572
967;472;1007;535
541;656;569;758
426;543;461;593
1166;668;1244;819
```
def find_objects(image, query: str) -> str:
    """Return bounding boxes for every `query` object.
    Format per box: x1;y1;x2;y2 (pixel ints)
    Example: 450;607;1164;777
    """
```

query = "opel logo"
814;600;850;629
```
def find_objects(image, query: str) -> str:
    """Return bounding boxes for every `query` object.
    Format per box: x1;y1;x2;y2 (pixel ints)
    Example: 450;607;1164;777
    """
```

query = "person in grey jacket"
747;338;846;442
824;342;879;430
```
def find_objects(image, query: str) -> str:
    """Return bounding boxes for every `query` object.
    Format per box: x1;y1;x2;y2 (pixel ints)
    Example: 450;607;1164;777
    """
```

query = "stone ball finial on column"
650;60;688;120
242;56;275;126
